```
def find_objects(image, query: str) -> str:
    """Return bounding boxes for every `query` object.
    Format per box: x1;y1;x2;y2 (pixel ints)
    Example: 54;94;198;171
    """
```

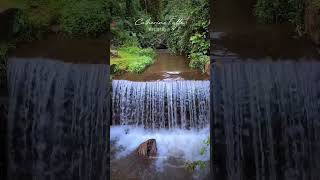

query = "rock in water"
136;139;157;158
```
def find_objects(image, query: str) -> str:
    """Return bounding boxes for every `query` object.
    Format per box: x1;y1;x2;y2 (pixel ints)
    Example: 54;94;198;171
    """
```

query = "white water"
7;58;110;180
111;125;210;170
112;80;210;129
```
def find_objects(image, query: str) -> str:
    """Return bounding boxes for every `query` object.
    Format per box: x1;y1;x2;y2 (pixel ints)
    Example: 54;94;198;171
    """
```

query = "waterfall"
7;58;110;180
211;61;320;180
112;80;210;129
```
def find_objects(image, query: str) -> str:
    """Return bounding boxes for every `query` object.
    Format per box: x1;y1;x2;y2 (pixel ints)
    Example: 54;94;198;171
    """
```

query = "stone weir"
211;61;320;180
6;58;110;180
112;80;210;129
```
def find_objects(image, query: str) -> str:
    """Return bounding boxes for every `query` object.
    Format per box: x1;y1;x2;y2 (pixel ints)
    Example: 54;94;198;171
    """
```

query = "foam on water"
112;80;210;129
111;125;210;169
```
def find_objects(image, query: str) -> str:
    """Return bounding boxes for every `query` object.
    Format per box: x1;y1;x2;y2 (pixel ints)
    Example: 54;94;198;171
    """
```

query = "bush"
12;0;63;41
111;46;156;74
189;33;210;73
127;56;153;73
312;0;320;9
163;0;209;72
60;0;108;37
255;0;304;31
189;54;209;73
13;8;52;41
139;48;156;58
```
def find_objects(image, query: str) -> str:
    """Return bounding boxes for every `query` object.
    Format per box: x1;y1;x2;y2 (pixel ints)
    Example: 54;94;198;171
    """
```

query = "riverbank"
111;46;156;74
113;49;209;81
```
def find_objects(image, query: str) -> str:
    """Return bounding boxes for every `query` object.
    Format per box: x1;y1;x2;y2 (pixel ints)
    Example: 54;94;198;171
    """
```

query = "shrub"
60;0;108;37
189;33;210;73
11;0;67;41
111;46;156;74
127;56;153;73
13;8;52;41
139;48;156;59
312;0;320;9
163;0;209;72
255;0;304;31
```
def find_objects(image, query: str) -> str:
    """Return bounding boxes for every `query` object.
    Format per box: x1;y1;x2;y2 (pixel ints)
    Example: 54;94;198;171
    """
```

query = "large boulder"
136;139;157;158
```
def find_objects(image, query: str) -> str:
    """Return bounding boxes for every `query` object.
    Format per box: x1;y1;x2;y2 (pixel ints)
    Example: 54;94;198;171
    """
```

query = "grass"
111;47;156;73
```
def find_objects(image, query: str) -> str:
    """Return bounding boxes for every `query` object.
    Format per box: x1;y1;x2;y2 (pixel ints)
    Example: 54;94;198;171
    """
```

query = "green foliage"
110;0;209;72
127;56;153;73
140;0;163;20
189;33;210;72
111;46;156;74
0;0;26;9
186;136;210;172
311;0;320;8
11;0;110;40
186;160;207;172
163;0;209;72
110;0;164;48
163;0;209;52
255;0;304;31
60;0;108;37
12;0;65;41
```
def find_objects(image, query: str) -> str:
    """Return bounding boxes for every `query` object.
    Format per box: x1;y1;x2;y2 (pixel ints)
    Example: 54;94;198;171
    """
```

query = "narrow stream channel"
114;49;209;81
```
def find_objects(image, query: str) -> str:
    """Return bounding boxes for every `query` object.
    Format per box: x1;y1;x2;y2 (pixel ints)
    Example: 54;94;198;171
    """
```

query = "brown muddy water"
114;49;209;81
111;50;210;179
211;0;320;60
111;142;209;180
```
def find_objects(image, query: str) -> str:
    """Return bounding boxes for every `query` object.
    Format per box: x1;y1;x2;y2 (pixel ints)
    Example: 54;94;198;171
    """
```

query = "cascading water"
211;61;320;180
111;79;210;180
112;80;210;129
7;58;110;180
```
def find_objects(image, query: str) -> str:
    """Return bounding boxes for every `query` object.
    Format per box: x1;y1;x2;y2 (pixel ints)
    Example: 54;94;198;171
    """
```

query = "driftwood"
136;139;157;158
